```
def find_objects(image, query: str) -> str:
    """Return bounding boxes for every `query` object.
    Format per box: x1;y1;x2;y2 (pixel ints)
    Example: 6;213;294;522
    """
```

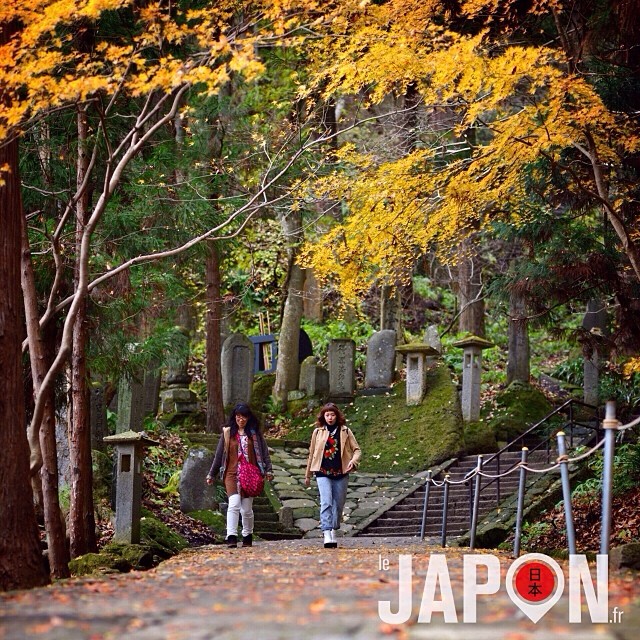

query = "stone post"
395;344;440;405
221;333;255;408
103;430;158;544
328;338;356;402
452;336;495;421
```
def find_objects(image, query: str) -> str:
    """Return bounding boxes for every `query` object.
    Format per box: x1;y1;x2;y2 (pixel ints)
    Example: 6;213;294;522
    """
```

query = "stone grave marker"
180;446;217;513
328;338;356;402
142;366;161;418
221;333;254;408
364;330;396;391
299;356;329;398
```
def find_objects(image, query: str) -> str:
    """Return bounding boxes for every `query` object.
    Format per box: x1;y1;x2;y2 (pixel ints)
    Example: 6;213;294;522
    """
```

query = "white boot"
331;529;339;547
324;530;337;549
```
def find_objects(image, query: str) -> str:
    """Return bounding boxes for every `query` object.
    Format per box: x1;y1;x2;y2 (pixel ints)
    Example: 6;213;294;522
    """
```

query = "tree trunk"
506;291;530;385
457;244;486;338
273;211;305;410
205;241;225;433
302;269;323;322
68;105;96;558
0;24;50;585
21;215;70;579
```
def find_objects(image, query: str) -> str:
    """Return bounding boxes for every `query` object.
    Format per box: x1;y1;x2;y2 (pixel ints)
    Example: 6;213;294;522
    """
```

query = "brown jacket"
305;425;361;482
208;427;272;480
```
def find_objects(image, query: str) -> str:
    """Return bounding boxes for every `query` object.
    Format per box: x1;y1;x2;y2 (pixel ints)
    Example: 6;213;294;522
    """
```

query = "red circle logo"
514;560;556;602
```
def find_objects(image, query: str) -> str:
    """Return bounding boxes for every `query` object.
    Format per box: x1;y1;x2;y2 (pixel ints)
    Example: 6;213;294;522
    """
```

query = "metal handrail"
482;398;601;468
475;399;601;504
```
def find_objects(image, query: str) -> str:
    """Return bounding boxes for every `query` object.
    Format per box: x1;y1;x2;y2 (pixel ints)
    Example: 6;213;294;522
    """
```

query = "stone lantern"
103;430;159;544
452;335;494;421
395;343;441;405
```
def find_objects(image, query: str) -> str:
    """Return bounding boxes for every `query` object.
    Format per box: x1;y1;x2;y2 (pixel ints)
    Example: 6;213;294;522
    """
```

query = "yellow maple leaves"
0;1;285;141
297;0;640;300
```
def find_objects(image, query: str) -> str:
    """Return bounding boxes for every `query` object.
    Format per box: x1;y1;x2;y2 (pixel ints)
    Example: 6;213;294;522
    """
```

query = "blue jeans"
316;475;349;531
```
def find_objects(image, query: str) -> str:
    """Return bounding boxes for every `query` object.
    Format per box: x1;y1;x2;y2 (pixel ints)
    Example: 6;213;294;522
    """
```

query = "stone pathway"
0;538;637;640
268;447;423;536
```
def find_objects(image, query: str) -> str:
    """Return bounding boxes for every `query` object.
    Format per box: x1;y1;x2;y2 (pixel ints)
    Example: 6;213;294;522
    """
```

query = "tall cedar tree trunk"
68;105;96;557
273;210;305;410
202;86;229;433
0;21;50;588
21;217;71;578
506;291;530;385
457;242;486;338
273;98;340;408
205;241;224;432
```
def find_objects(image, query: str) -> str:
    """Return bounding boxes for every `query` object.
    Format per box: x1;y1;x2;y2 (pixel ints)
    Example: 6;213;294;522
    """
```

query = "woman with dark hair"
206;403;273;547
305;403;361;548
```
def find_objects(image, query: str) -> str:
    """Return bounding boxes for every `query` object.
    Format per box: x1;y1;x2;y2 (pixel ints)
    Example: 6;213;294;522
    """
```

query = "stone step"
257;530;304;541
254;513;279;523
355;448;549;539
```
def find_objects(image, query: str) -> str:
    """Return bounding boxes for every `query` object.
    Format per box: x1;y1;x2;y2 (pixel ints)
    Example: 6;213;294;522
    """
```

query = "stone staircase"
251;494;303;541
357;450;549;539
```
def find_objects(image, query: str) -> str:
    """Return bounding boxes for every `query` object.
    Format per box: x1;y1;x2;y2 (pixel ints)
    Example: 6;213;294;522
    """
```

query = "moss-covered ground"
285;363;465;474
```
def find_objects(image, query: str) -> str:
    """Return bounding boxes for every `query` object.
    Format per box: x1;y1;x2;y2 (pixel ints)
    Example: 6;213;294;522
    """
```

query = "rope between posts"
426;437;607;485
442;475;471;486
618;414;640;431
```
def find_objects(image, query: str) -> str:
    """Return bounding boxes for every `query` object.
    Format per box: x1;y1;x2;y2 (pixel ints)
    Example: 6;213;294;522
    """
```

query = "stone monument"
452;335;494;421
328;338;356;402
364;330;396;391
179;446;218;513
395;343;440;405
299;356;329;398
221;333;254;408
103;430;158;544
115;373;145;434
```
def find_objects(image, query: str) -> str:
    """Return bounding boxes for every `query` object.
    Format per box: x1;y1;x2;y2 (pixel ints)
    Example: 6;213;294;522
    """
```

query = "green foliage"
551;357;584;387
159;471;181;496
145;446;180;487
518;520;553;549
552;357;640;413
573;443;640;499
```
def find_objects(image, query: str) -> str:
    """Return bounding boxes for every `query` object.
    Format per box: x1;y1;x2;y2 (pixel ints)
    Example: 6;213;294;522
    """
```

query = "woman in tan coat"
305;403;361;548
